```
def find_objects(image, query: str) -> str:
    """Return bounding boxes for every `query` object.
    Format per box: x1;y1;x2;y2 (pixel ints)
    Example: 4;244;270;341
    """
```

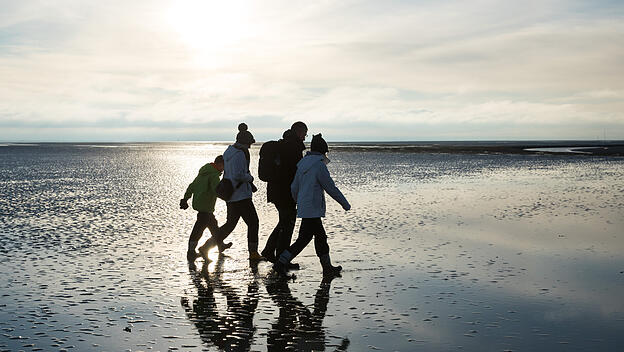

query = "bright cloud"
0;0;623;141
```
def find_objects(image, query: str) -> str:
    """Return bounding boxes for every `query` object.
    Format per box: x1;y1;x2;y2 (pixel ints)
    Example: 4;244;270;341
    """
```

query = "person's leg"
311;218;329;257
311;218;341;276
217;201;242;242
238;198;260;256
202;212;232;253
199;203;240;260
278;217;314;264
188;212;209;260
275;203;297;258
261;203;282;262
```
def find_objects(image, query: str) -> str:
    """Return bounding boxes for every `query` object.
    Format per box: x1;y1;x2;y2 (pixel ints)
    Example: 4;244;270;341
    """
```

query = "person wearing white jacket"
199;123;265;261
274;133;351;277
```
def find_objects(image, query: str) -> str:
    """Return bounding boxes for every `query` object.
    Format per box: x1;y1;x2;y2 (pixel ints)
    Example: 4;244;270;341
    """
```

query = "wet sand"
1;143;623;351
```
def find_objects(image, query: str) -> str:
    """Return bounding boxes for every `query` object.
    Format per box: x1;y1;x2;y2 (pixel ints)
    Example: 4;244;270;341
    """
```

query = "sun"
165;0;252;53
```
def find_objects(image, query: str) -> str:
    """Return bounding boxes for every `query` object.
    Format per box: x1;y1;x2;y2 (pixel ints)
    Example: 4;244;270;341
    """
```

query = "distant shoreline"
2;141;624;156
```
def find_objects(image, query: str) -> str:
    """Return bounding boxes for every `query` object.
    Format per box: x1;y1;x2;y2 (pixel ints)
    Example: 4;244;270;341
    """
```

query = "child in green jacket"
180;155;231;262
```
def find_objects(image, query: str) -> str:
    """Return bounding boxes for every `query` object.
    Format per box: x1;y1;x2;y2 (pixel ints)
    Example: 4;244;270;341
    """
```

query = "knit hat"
235;123;255;145
310;133;328;154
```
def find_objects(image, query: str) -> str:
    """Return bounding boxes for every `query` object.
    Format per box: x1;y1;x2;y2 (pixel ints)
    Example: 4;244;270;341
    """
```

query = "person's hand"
342;203;351;211
180;199;189;210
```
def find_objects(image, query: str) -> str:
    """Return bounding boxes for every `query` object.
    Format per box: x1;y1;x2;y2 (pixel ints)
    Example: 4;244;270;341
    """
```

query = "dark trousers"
262;203;297;259
188;212;219;253
287;218;329;260
218;198;259;252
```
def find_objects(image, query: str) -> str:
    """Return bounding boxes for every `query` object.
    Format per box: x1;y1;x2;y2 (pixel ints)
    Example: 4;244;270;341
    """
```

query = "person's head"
310;133;328;154
213;155;224;172
235;122;255;146
291;121;308;142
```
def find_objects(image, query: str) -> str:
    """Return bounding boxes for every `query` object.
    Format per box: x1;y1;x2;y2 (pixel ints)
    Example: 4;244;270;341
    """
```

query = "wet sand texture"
1;143;623;351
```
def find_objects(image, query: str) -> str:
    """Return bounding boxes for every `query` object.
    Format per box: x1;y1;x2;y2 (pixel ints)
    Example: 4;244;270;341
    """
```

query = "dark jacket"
267;130;306;206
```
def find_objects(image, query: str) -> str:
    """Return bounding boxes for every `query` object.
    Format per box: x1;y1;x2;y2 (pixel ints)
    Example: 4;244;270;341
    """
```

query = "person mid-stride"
200;123;265;262
180;155;231;263
274;133;351;277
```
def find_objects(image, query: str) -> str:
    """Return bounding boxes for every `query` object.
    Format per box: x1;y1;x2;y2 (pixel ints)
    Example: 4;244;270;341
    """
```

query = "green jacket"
183;163;222;213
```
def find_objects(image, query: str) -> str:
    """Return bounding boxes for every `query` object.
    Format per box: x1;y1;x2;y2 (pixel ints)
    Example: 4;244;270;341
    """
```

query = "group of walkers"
180;122;351;277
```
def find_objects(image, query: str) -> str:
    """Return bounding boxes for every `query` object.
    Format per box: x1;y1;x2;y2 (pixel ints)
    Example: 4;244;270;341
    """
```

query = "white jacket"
291;152;350;218
223;144;254;202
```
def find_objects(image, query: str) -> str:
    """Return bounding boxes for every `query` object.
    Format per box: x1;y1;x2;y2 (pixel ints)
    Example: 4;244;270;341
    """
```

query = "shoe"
287;262;300;270
322;264;342;277
218;242;233;253
273;261;289;277
248;251;265;261
260;249;277;263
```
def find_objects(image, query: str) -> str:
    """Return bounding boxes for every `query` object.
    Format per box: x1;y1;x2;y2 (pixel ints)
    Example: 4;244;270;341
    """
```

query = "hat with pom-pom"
311;133;328;154
235;123;255;145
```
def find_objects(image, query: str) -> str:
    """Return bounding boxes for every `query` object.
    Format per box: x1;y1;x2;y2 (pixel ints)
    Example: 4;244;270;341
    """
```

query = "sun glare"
166;0;252;53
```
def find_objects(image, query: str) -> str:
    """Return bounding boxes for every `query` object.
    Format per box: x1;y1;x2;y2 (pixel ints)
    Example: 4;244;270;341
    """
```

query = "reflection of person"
181;257;259;351
200;123;264;261
275;134;351;277
261;122;308;268
265;275;349;351
180;155;231;262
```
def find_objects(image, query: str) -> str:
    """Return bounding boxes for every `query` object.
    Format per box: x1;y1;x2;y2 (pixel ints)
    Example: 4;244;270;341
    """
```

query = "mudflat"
1;142;622;351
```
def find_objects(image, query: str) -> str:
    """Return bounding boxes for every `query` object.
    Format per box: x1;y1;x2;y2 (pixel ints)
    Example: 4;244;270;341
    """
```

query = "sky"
1;0;623;142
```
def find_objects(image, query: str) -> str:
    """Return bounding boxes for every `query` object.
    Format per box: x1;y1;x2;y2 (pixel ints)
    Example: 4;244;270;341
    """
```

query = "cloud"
0;0;623;141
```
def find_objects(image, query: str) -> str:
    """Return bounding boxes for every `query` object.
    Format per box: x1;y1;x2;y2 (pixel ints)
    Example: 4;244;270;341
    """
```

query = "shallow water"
1;143;623;351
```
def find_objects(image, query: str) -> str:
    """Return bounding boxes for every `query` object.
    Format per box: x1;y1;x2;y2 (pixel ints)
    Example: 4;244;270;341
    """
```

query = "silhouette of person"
265;275;349;351
182;256;259;351
261;121;308;268
180;155;231;263
274;134;351;277
199;123;265;262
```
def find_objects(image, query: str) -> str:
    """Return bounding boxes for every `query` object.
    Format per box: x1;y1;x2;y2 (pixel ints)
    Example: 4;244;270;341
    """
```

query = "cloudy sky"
1;0;623;141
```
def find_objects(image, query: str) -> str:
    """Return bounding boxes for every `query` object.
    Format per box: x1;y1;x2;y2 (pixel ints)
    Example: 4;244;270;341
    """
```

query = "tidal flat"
1;142;622;351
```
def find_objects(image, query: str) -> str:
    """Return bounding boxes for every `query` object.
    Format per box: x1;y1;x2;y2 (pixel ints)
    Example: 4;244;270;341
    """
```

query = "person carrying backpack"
199;123;264;261
259;122;308;268
274;133;351;277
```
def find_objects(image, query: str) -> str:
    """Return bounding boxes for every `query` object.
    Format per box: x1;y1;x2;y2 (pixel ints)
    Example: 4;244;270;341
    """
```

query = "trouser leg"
217;201;242;242
281;217;315;262
311;218;329;257
275;204;297;258
262;203;282;257
238;198;260;252
188;212;209;254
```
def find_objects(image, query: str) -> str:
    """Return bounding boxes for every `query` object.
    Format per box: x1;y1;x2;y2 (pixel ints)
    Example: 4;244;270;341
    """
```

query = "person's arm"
317;163;350;210
181;180;195;209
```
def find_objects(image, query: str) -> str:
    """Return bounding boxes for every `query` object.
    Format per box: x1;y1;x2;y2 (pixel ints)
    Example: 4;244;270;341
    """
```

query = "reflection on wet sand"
182;256;258;351
182;255;349;352
265;276;349;352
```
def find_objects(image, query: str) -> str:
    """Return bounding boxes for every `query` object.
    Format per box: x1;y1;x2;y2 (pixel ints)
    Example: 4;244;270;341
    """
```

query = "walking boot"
187;240;199;262
320;253;342;277
248;251;266;261
217;241;233;253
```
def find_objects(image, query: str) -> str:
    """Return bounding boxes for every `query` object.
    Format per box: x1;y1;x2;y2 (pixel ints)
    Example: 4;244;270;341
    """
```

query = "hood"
198;163;221;176
296;152;325;173
223;144;243;162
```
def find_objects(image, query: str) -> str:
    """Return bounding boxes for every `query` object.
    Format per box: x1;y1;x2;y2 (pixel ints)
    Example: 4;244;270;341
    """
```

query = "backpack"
215;178;234;200
258;140;282;182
